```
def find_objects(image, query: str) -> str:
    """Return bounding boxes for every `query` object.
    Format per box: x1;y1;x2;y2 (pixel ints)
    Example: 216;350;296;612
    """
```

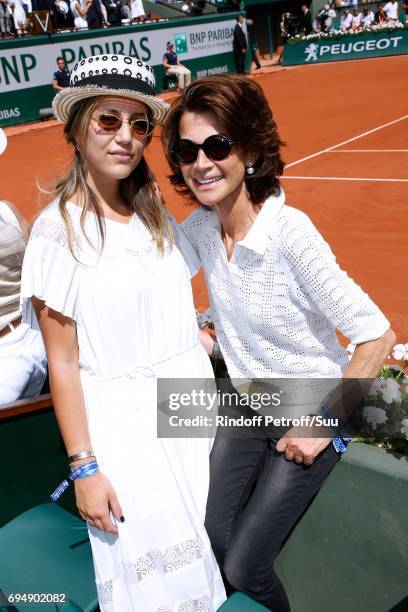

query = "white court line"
285;114;408;169
327;149;408;153
282;176;408;183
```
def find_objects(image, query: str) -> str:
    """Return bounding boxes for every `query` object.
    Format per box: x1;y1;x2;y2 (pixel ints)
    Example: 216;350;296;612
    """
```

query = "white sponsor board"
304;35;404;62
0;19;235;94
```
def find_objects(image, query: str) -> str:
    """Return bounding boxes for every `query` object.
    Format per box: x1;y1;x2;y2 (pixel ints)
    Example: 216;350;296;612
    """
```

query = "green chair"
218;592;270;611
0;503;98;612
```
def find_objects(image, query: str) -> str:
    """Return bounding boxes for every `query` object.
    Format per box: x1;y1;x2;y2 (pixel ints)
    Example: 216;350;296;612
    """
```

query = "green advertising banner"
0;13;238;127
282;27;408;66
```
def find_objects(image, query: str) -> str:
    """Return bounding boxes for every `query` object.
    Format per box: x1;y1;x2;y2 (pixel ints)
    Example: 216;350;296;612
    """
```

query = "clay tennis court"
2;53;407;340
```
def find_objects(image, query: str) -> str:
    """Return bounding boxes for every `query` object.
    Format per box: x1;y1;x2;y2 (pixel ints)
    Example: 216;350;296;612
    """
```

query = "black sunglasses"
92;112;153;136
175;134;235;164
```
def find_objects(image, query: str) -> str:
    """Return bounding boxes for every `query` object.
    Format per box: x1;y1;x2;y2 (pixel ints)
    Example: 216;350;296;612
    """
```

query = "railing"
0;393;52;420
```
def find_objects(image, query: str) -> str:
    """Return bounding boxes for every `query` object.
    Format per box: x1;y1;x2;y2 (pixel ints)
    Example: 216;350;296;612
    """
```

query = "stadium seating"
0;503;98;612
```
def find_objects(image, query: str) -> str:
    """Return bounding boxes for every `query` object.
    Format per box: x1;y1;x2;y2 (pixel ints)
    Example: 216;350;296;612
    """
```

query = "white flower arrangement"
287;21;407;45
393;343;408;361
352;343;408;453
362;406;388;430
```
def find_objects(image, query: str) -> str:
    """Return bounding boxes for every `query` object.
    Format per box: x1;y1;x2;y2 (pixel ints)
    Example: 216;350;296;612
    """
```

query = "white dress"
20;200;226;612
11;0;26;30
70;0;88;29
131;0;144;19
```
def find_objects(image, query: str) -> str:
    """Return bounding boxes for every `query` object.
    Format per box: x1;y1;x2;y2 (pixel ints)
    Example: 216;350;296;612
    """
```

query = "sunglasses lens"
178;141;199;164
96;114;121;131
176;135;233;164
203;135;232;161
130;119;151;136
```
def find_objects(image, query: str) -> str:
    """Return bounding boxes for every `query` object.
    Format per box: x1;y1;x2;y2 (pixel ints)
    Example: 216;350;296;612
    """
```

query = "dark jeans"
205;406;340;611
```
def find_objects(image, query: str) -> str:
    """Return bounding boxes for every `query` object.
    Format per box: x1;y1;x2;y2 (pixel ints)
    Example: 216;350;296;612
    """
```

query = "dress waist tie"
80;341;200;384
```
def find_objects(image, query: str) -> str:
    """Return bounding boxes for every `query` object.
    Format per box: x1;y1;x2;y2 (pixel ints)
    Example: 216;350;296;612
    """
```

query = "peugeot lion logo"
305;43;318;62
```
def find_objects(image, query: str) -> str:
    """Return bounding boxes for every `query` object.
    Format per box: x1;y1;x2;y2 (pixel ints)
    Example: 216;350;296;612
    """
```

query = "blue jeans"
205;404;340;611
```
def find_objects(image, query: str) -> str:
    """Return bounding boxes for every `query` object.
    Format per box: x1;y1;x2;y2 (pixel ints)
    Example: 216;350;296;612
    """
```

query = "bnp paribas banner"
0;13;237;127
282;28;408;66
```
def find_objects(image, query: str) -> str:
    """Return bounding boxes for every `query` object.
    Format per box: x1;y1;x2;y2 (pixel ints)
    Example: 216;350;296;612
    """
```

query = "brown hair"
45;96;172;257
161;74;285;206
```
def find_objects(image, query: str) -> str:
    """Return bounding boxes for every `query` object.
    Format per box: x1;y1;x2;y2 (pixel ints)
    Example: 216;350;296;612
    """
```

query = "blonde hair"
47;97;172;257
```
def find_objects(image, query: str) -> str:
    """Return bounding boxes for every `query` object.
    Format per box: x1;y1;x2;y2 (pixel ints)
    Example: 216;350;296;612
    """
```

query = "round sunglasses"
92;112;153;137
175;134;235;164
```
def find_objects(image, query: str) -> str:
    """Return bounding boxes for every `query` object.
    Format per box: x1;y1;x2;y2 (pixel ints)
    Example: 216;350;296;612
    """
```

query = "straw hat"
0;128;7;156
53;54;169;125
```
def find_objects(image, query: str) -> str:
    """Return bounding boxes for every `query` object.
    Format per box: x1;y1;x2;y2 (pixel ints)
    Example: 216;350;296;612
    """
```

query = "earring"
246;163;255;176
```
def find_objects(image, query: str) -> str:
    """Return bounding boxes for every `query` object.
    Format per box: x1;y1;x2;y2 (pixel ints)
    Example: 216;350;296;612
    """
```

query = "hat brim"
53;85;170;125
0;128;7;156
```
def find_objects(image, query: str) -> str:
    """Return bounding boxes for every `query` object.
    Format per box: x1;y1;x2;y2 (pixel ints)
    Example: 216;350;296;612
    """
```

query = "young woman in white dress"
20;56;225;612
161;74;395;611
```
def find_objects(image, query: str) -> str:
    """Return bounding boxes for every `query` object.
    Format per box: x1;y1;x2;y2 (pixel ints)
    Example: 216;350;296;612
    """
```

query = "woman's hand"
198;328;216;356
74;472;124;533
276;426;332;465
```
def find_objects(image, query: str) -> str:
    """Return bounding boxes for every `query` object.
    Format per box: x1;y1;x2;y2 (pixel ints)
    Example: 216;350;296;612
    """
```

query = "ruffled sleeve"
168;212;201;278
20;214;80;329
277;208;390;345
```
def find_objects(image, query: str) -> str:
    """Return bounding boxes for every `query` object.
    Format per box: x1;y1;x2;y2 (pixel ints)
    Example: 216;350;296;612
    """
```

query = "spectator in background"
163;41;191;91
181;0;192;13
404;0;408;22
0;129;47;405
121;0;130;18
375;3;387;22
326;3;337;30
181;0;204;15
86;0;104;27
10;0;27;35
52;56;70;92
102;0;123;24
383;0;399;21
362;6;375;26
233;15;247;73
300;3;313;34
53;0;73;29
70;0;89;27
281;11;300;39
340;7;353;29
0;0;12;37
351;7;362;28
246;18;261;70
315;4;336;31
22;0;31;16
130;0;144;22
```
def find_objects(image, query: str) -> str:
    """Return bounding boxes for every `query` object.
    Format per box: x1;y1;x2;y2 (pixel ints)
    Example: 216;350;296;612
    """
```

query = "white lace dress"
20;200;226;612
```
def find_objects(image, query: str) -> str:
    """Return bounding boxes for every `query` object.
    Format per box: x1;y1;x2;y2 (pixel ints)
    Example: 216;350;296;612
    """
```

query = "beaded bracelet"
50;460;99;503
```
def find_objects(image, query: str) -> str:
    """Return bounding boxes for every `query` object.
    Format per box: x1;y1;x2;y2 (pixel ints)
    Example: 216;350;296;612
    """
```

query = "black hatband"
72;74;155;96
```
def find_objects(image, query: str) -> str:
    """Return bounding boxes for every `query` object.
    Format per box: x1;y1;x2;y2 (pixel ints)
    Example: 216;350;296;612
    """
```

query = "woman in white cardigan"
162;75;395;612
0;129;47;405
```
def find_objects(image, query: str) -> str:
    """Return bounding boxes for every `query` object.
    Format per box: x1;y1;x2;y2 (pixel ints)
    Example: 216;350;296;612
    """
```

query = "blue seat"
0;503;98;612
218;592;270;611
